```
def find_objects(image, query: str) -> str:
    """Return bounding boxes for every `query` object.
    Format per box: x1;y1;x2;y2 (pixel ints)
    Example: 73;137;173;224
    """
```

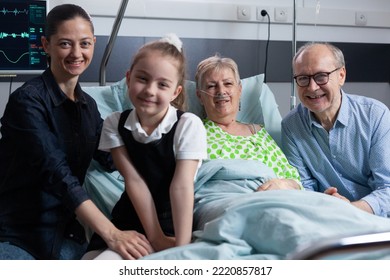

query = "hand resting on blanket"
257;178;302;191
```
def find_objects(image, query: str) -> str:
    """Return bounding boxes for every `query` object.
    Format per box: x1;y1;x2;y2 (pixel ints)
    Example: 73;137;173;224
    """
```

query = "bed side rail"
288;231;390;260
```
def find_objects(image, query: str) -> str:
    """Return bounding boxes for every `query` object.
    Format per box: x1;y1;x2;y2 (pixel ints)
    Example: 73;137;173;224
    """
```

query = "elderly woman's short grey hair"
195;54;241;90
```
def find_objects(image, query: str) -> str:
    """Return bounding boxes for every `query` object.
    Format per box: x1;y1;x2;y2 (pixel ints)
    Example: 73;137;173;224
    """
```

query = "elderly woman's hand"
256;178;301;191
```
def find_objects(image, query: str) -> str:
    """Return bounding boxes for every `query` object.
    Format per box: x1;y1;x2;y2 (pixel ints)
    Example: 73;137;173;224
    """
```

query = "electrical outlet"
355;11;367;26
274;7;288;22
256;7;270;21
237;5;251;21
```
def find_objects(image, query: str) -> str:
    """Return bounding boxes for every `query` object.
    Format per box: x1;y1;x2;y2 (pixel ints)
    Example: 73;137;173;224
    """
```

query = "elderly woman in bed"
195;55;301;191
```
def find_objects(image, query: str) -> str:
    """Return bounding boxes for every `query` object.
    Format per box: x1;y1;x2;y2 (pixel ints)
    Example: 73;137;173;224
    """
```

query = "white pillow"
110;77;133;112
82;78;132;119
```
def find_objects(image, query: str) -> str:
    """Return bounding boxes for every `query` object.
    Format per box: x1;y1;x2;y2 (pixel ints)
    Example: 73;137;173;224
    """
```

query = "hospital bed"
81;0;390;260
82;74;390;260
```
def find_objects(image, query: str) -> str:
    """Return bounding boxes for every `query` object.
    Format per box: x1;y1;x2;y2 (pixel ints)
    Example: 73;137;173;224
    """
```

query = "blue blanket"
142;159;390;260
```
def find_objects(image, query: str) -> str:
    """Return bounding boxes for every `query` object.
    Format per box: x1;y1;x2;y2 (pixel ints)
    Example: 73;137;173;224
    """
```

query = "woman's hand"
105;229;154;260
257;178;300;191
76;200;153;260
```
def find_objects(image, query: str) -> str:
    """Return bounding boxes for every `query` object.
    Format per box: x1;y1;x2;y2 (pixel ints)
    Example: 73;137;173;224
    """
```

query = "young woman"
0;4;151;260
83;34;207;260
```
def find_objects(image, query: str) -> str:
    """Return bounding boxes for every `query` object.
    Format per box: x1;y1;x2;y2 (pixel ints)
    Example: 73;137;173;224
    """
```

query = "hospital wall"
1;0;389;119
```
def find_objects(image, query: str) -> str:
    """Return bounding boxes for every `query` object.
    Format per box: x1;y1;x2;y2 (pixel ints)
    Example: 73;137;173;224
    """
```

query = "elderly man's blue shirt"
282;91;390;217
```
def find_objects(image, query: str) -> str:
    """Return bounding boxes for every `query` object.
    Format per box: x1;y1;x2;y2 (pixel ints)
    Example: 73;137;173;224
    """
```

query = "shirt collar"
42;69;87;107
124;105;178;142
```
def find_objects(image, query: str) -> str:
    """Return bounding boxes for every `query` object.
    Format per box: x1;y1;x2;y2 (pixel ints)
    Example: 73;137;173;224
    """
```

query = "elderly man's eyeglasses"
294;67;341;87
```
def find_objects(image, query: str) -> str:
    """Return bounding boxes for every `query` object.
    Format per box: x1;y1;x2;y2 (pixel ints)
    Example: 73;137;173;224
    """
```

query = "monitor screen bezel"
0;0;48;76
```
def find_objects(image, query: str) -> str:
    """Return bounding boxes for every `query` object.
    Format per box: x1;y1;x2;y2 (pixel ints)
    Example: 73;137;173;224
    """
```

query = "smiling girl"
84;34;207;260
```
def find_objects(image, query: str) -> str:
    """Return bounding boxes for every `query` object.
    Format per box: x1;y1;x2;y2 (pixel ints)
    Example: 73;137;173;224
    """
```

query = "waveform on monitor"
0;8;29;16
0;32;29;39
0;50;29;64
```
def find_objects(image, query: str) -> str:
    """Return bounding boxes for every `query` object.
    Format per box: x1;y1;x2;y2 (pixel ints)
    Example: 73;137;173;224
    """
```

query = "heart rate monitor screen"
0;0;47;75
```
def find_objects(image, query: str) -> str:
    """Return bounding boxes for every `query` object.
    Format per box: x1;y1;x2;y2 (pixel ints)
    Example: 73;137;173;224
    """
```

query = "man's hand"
324;187;373;214
324;187;350;202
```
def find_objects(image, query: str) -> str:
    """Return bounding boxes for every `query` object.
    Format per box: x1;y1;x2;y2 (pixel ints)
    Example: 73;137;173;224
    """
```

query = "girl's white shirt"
99;105;207;164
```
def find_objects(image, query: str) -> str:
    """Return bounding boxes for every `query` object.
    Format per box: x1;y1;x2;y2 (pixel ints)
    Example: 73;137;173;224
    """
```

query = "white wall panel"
48;0;390;43
1;0;390;121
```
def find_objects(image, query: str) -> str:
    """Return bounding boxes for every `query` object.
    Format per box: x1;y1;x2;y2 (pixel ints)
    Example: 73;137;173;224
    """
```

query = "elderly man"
282;42;390;217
